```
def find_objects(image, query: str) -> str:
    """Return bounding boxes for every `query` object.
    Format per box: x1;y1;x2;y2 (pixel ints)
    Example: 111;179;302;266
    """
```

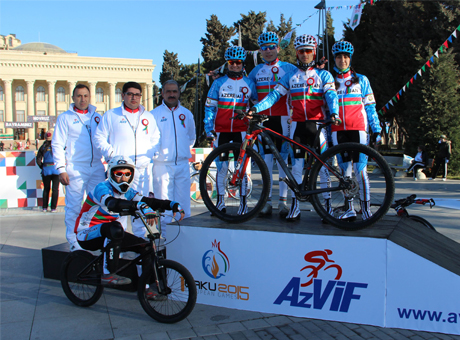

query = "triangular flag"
383;107;387;113
448;36;453;43
403;85;407;92
406;82;410;88
435;51;439;58
422;65;426;72
430;56;434;63
426;60;431;68
389;100;394;106
385;104;390;110
392;96;398;103
443;40;449;48
453;30;457;38
418;69;422;76
410;78;414;84
396;93;400;100
440;45;444;53
414;74;418;80
399;90;403;96
457;24;460;31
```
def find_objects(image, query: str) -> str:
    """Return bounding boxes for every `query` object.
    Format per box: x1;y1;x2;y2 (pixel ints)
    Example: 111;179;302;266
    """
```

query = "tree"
201;15;235;73
266;14;297;65
404;50;460;174
159;50;181;85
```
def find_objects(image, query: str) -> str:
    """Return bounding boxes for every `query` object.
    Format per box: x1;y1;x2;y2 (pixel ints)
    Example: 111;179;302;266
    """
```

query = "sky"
0;0;357;85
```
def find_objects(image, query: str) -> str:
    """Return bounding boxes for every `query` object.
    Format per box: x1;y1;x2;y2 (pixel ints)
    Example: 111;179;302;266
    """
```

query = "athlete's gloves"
171;202;185;214
137;201;157;219
331;114;342;125
373;133;382;145
247;107;257;116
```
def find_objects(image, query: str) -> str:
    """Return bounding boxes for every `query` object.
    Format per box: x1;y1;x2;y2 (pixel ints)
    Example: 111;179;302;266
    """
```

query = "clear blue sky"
0;0;356;85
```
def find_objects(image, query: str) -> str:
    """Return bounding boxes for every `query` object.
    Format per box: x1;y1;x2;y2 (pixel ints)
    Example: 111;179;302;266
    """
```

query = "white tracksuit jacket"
94;103;160;237
52;103;106;248
151;102;196;234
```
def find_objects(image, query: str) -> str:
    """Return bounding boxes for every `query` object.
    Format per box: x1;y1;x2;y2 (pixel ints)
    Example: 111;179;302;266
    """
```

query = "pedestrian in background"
36;131;60;212
406;145;428;181
430;134;452;181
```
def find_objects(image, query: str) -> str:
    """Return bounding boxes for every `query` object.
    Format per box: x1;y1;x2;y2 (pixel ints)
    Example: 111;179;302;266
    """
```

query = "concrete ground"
1;176;459;340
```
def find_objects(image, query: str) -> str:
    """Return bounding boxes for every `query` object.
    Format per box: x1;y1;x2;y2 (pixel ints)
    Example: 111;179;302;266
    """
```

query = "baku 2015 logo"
202;240;230;279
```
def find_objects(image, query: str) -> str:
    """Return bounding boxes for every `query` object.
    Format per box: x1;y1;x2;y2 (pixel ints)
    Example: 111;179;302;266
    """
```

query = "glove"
137;202;157;219
247;107;257;116
331;114;342;125
281;140;290;155
373;133;382;145
171;202;185;214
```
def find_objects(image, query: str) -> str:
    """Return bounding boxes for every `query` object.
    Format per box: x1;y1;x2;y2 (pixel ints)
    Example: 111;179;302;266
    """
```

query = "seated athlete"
73;155;185;288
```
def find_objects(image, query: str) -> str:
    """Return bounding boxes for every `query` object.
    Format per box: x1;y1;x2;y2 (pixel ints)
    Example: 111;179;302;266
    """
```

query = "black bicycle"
199;111;395;231
389;194;436;230
60;210;197;323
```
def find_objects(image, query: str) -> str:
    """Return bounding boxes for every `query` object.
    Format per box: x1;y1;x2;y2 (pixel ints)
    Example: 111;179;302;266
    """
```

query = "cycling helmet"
258;32;279;46
294;34;317;50
224;46;247;61
332;41;354;57
107;156;135;194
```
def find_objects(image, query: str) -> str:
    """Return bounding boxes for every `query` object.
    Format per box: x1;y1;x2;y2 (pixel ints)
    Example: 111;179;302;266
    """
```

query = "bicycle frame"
228;119;347;201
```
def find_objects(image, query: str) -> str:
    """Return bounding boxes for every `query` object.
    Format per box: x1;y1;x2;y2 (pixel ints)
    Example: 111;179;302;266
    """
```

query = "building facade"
0;37;156;141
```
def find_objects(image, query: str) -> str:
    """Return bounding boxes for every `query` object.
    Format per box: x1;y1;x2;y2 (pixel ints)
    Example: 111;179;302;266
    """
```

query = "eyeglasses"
125;92;142;98
297;49;314;55
227;60;243;66
260;44;277;51
113;171;132;178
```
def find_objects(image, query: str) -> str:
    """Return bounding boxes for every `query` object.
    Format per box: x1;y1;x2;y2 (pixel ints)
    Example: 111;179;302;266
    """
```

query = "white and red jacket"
94;103;160;169
52;103;104;174
151;101;196;164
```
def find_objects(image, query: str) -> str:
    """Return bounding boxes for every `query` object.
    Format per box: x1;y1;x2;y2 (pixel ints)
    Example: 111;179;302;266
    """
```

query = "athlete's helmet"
258;32;279;46
224;46;247;61
332;41;354;57
294;34;317;50
107;156;135;194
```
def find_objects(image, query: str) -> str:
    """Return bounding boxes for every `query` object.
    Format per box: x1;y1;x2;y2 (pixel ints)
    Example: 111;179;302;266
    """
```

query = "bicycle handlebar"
393;194;435;208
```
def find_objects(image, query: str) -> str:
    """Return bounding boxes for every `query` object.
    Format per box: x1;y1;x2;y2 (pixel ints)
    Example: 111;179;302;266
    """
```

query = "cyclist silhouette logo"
202;240;230;279
300;249;342;287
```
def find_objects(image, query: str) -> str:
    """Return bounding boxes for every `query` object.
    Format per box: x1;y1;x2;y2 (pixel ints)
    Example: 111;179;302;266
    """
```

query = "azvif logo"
274;249;368;313
202;240;230;279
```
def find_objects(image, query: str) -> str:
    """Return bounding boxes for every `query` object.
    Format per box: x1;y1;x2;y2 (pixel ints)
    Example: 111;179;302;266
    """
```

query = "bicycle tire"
138;259;197;323
309;142;395;230
409;215;436;231
199;143;270;223
61;250;104;307
190;173;215;204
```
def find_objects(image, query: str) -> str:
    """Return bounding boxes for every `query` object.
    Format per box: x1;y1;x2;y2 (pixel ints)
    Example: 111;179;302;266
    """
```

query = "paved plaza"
1;177;460;340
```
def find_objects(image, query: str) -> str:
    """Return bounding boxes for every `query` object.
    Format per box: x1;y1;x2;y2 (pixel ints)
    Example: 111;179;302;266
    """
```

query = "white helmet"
107;156;135;193
294;34;317;50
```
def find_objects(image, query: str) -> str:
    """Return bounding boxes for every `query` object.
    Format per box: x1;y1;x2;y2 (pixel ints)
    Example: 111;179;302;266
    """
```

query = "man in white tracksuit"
52;84;106;251
151;80;196;239
94;81;160;238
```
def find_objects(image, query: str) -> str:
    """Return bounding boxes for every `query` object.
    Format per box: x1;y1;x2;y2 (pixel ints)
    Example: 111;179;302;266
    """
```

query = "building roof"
12;42;68;53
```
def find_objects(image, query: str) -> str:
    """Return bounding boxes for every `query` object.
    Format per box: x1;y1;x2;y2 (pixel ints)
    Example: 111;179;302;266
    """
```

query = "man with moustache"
52;84;106;251
94;81;160;238
151;80;196;239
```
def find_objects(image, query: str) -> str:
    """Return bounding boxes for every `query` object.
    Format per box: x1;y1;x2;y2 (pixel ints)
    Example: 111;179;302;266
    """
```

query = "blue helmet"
332;41;354;57
258;32;279;46
224;46;247;61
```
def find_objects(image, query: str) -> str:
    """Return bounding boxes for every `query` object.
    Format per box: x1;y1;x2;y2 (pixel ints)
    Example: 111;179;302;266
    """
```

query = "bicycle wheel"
61;250;104;307
199;143;270;223
309;142;395;230
138;259;197;323
190;173;215;204
227;174;253;199
409;215;436;231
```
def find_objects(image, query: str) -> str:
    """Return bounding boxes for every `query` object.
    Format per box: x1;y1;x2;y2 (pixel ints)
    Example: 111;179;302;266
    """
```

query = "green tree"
404;50;460;174
266;14;297;65
159;50;181;85
201;14;235;73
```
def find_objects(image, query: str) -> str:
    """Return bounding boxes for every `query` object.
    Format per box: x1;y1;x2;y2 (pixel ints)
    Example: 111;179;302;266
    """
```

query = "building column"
147;83;154;111
109;83;116;110
88;81;97;106
3;79;13;135
26;80;36;140
47;80;56;116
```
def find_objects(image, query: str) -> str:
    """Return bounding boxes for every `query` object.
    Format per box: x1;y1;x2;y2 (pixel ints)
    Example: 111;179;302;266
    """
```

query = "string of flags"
378;23;460;116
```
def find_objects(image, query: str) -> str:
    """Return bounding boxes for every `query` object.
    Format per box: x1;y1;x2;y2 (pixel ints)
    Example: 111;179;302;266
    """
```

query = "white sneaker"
442;178;446;181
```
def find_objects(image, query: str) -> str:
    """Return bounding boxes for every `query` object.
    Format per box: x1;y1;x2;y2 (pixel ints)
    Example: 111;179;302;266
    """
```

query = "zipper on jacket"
171;108;178;165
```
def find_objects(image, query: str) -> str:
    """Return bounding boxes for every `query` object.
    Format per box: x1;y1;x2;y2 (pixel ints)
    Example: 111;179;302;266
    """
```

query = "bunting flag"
378;23;459;116
350;4;364;30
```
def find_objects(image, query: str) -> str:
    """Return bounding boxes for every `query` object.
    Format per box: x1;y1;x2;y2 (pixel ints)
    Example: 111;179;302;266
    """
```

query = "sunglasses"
113;171;132;178
227;60;243;66
297;49;314;55
260;44;277;51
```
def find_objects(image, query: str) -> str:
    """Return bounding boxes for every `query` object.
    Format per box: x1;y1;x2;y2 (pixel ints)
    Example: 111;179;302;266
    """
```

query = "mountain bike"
190;161;253;204
60;210;197;323
199;111;395;231
386;194;436;230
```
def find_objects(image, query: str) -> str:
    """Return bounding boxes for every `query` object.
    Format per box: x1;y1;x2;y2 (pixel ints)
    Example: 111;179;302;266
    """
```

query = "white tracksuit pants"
130;166;152;238
65;162;106;246
152;160;191;240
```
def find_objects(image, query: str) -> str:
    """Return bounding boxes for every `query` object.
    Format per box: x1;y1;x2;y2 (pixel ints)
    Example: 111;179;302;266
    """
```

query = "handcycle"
383;194;436;230
60;209;197;323
190;160;253;203
199;110;395;230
